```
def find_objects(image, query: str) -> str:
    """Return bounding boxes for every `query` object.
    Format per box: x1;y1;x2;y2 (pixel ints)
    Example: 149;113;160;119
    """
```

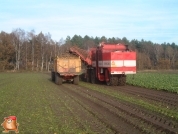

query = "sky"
0;0;178;44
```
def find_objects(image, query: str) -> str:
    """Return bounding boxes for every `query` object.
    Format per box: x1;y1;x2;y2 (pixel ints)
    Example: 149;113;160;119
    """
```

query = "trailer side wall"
54;56;81;75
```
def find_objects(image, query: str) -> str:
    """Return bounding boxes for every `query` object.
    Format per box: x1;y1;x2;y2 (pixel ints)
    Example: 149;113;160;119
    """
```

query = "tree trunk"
41;56;44;71
32;39;34;71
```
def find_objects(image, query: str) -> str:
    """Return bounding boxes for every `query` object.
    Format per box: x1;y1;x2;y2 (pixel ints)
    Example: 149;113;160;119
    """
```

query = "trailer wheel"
74;76;79;85
51;71;55;81
106;75;118;86
55;73;62;85
91;69;97;84
118;75;126;86
55;73;59;85
58;77;62;85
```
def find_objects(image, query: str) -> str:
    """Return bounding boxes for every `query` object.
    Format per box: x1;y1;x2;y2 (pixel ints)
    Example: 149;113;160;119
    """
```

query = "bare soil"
51;81;178;134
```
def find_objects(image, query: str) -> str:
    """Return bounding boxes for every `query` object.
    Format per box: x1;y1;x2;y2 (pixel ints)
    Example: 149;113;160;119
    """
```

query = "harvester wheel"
86;70;91;83
91;69;97;84
106;75;118;86
118;75;126;86
79;73;85;81
74;76;79;85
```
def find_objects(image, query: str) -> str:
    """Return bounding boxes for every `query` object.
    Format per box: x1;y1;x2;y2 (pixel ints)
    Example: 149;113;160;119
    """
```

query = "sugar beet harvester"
51;53;81;85
69;42;136;86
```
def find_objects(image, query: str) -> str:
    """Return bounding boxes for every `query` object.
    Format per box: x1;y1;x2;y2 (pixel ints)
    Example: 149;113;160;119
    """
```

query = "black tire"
91;69;98;84
55;73;59;85
79;73;85;81
106;75;118;86
74;76;79;85
106;80;111;86
58;76;62;85
118;75;126;86
86;70;91;83
55;73;62;85
51;72;55;82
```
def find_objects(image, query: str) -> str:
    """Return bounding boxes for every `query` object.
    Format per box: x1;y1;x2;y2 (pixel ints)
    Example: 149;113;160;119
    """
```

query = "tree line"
0;28;178;71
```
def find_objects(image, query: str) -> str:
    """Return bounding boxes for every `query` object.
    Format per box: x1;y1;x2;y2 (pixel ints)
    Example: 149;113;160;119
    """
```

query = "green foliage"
127;72;178;93
71;35;83;48
0;72;177;133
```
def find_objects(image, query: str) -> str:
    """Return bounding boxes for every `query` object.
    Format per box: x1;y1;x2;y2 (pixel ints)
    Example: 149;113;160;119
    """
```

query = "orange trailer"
51;53;81;85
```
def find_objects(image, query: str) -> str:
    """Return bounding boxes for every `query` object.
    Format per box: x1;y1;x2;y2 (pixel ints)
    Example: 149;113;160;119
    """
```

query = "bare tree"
36;32;52;71
165;46;177;69
153;44;163;67
0;32;15;70
12;28;25;70
37;32;45;71
28;30;35;71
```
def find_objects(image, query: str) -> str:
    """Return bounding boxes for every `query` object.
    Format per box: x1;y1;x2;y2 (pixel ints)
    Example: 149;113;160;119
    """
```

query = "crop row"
0;72;89;133
79;82;178;122
126;72;178;93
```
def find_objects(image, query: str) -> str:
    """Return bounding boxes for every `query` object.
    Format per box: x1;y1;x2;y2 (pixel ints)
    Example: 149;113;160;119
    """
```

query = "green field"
126;71;178;93
0;72;177;133
0;72;88;134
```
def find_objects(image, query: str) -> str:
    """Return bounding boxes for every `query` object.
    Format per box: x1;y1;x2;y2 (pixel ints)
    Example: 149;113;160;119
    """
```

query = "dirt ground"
49;79;178;134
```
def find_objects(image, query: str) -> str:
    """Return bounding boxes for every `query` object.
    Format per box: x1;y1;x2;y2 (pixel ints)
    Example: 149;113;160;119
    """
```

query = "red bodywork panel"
69;42;136;81
91;44;136;73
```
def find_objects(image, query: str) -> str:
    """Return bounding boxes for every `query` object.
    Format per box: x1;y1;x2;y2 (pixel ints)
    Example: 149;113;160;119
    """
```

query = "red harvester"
69;42;136;86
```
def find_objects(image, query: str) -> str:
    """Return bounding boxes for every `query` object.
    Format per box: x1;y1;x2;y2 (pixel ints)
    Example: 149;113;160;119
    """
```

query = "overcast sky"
0;0;178;44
